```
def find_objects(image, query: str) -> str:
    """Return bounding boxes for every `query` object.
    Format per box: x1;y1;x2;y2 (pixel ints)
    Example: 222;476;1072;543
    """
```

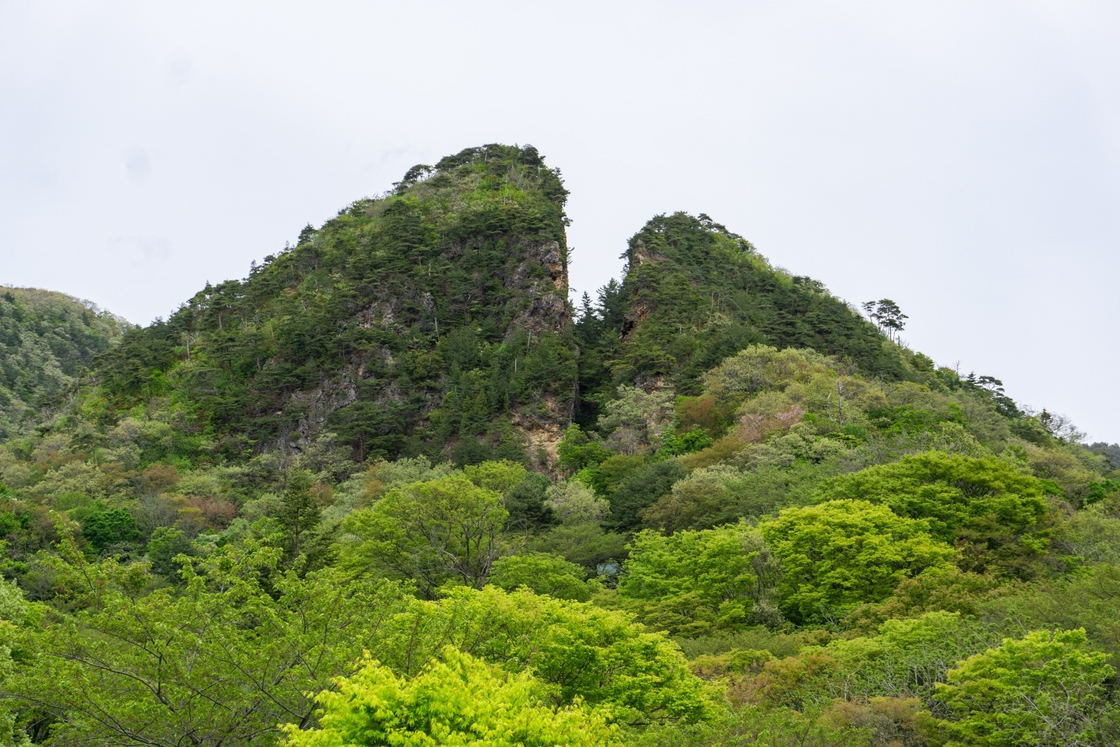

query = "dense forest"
1;144;1119;746
0;288;129;442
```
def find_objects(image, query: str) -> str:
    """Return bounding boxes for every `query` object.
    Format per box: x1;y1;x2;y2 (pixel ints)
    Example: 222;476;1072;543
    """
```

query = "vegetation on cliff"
95;144;576;465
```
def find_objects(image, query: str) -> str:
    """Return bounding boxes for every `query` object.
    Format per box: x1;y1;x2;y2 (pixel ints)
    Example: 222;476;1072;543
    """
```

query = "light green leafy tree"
817;452;1050;577
372;586;713;725
617;522;778;636
339;473;510;597
0;578;32;746
462;460;528;494
545;480;609;525
761;500;956;624
489;552;591;601
928;628;1115;747
282;648;622;747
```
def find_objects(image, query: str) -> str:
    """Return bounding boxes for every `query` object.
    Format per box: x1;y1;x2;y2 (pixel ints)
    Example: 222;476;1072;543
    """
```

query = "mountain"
0;287;129;440
94;144;577;467
86;167;941;466
572;212;927;424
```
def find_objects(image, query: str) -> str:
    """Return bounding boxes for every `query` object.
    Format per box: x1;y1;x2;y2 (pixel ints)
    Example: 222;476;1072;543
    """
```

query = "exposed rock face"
275;235;572;456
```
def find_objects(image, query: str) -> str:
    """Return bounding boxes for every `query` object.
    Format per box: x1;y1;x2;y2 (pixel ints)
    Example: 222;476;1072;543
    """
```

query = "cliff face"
94;145;577;464
0;288;128;440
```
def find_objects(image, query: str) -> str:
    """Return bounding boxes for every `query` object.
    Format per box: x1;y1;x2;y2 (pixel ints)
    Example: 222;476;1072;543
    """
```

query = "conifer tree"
280;469;320;560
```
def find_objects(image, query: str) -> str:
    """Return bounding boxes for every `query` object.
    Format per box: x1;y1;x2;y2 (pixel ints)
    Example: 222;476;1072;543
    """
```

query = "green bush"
283;649;621;747
618;523;777;636
761;500;956;624
489;552;591;601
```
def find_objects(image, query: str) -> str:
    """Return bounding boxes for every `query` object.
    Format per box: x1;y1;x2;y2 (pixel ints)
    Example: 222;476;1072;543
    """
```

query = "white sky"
2;2;1118;442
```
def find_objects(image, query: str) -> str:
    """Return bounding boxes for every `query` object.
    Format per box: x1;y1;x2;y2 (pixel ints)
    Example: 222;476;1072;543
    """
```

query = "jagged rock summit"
84;143;930;469
96;144;578;466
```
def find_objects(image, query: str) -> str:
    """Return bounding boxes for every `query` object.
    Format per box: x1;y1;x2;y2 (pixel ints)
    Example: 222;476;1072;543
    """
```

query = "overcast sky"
2;2;1118;442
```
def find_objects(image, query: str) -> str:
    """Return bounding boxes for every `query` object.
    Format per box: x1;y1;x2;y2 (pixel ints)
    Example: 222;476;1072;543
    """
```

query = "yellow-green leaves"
929;629;1114;747
617;522;776;636
489;552;591;601
761;500;956;624
15;541;408;746
373;586;713;726
817;452;1050;577
283;649;622;747
340;473;509;597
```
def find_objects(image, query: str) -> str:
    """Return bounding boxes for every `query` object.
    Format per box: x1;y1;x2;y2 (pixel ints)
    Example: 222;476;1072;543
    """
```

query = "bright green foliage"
617;523;774;636
846;565;1003;631
462;460;528;494
13;540;407;747
761;500;957;624
818;452;1050;576
94;145;576;462
0;578;31;747
6;143;1120;747
0;287;128;440
460;459;550;527
929;629;1115;747
283;648;621;747
373;586;712;725
339;472;509;597
977;563;1120;664
489;552;591;601
655;428;714;458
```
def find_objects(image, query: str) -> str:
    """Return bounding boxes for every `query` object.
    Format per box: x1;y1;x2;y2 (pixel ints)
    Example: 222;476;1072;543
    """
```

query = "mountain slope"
93;144;577;465
0;287;128;440
573;212;927;423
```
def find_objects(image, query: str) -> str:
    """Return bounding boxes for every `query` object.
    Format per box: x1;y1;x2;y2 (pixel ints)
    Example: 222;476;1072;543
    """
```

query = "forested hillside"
0;288;128;441
1;145;1119;746
95;143;576;466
